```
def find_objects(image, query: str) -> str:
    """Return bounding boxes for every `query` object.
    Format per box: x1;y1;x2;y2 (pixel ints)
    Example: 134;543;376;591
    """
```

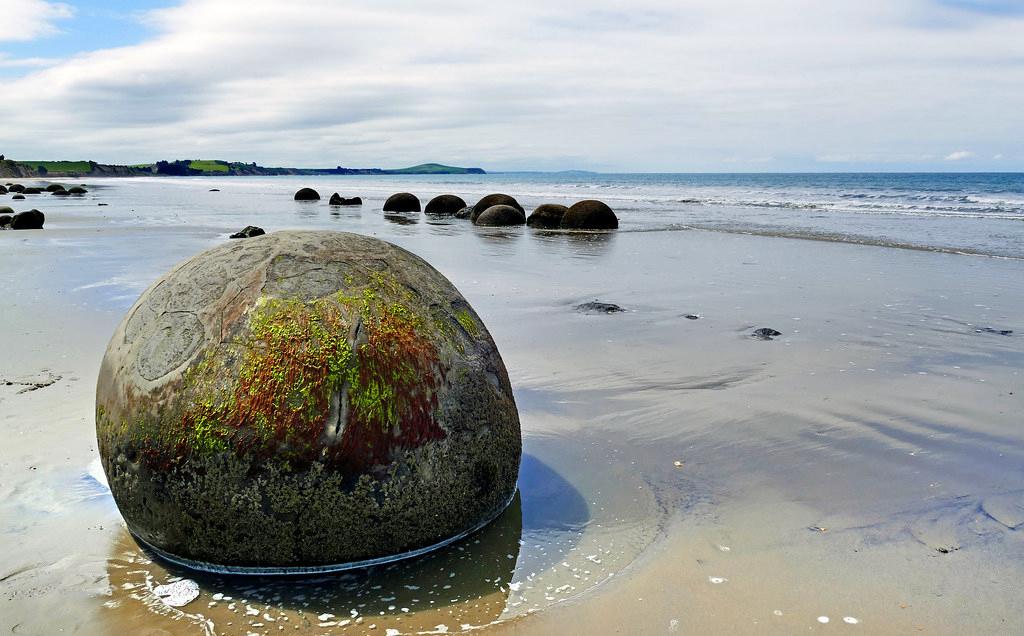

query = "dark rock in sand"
52;189;70;196
976;327;1013;336
752;327;782;340
0;214;10;228
10;209;44;230
294;187;320;201
560;200;618;230
98;203;109;207
527;204;568;229
209;188;220;192
455;206;475;219
95;231;521;571
68;186;88;194
384;192;421;212
329;193;362;206
475;204;526;227
229;225;266;239
576;301;625;314
471;194;523;222
45;184;65;193
12;194;25;200
8;184;25;193
425;194;467;216
684;314;701;320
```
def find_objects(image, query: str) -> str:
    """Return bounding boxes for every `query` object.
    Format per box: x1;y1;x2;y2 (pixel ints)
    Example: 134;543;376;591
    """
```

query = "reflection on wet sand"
97;453;622;635
529;229;616;260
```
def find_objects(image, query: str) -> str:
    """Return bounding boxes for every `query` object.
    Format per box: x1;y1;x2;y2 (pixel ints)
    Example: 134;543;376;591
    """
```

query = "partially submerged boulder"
294;187;320;201
45;184;65;192
527;204;568;229
383;192;421;212
471;194;523;222
0;185;7;195
8;184;25;193
68;186;88;195
229;225;266;239
329;193;362;206
454;206;475;219
96;231;521;572
0;215;10;228
10;209;44;230
12;194;26;200
0;205;13;215
560;200;618;230
475;204;526;227
425;194;466;216
52;189;70;197
22;187;42;195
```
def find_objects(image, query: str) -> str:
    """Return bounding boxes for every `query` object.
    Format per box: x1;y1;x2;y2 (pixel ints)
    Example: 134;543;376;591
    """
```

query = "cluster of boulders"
0;208;44;230
290;187;617;230
2;182;87;197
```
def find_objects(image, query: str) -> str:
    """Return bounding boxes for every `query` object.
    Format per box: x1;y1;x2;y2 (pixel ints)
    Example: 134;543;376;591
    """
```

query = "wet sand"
1;180;1022;634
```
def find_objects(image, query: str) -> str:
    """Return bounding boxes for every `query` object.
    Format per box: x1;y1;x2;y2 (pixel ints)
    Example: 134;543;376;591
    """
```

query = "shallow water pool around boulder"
95;231;522;573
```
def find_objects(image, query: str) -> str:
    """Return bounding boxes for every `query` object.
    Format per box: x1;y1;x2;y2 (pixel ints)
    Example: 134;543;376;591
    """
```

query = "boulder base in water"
471;194;523;222
96;231;521;572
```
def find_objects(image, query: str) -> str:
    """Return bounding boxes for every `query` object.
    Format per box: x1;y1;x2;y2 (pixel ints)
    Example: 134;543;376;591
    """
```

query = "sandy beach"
1;177;1022;635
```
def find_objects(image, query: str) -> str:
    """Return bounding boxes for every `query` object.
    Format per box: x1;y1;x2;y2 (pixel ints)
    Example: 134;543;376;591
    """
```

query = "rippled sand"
1;180;1022;634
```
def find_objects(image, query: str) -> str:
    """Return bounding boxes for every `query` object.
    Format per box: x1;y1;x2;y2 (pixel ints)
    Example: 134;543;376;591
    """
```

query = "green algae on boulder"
96;231;521;573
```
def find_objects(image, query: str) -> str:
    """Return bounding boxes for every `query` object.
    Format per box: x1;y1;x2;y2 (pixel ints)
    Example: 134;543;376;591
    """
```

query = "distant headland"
0;157;485;178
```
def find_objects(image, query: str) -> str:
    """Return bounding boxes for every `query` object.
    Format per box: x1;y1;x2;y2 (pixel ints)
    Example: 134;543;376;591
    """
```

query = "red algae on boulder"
96;231;521;573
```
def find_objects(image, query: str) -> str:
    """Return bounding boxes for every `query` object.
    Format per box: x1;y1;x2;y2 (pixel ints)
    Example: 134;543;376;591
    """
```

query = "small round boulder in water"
45;184;65;192
560;200;618;230
384;192;421;212
471;194;523;222
527;204;568;229
294;187;320;201
96;231;520;573
475;205;526;227
424;194;466;216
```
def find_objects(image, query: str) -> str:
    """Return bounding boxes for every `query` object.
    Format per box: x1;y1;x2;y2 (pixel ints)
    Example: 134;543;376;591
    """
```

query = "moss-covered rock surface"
96;231;521;569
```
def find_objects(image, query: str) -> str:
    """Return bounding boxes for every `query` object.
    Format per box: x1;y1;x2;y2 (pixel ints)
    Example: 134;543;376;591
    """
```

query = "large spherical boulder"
475;205;526;227
22;187;42;195
294;187;320;201
383;192;421;212
12;194;25;200
527;204;568;229
560;200;618;230
0;185;7;195
0;205;13;215
96;231;521;573
45;184;65;193
68;186;88;195
471;194;523;222
10;209;44;230
0;215;10;228
424;194;466;216
8;184;25;193
52;189;70;197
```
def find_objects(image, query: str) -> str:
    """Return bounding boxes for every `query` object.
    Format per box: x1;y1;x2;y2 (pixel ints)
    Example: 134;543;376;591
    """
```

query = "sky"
0;0;1022;172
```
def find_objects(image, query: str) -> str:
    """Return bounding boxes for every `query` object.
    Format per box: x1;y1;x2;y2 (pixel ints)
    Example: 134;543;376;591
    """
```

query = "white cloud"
944;150;975;161
0;0;1022;170
0;0;73;42
0;53;62;68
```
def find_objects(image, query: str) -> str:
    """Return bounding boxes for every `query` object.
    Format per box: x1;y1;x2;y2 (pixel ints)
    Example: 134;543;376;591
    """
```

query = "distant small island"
0;158;485;178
